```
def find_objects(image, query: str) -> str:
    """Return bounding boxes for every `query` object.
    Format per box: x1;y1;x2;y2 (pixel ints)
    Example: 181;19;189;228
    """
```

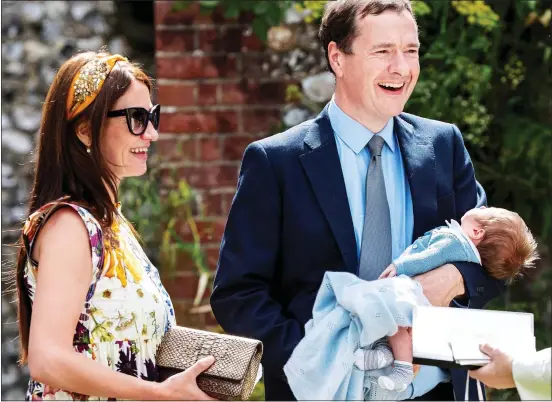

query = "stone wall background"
1;1;153;399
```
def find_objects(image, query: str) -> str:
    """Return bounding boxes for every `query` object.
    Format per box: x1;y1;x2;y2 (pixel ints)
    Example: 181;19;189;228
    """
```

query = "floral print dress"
23;201;176;400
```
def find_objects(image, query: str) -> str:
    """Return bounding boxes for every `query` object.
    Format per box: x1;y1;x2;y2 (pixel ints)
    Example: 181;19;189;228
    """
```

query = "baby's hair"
476;208;539;282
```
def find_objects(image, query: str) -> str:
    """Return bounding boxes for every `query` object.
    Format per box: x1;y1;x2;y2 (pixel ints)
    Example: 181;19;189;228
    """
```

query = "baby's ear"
473;227;485;240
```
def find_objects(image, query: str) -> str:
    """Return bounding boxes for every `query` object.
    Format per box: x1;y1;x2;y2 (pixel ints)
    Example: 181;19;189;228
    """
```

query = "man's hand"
468;344;515;389
379;264;398;279
413;264;465;307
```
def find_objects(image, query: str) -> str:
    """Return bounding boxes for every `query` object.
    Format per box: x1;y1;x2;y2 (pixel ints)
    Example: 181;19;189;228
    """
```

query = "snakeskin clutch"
156;326;263;401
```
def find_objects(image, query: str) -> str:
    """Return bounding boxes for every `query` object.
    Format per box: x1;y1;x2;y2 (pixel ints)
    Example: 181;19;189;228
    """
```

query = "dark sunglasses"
107;104;161;136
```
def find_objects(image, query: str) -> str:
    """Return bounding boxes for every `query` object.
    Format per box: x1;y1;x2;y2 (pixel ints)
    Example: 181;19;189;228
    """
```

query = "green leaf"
544;46;551;63
252;18;268;42
199;0;220;8
225;4;240;19
172;1;190;12
253;2;270;14
543;205;551;240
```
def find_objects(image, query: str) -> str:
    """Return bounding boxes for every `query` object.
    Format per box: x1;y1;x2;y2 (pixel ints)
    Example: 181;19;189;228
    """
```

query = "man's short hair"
319;0;415;74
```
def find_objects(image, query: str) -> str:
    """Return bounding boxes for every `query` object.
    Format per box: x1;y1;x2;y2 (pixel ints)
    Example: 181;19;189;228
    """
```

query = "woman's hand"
468;344;515;389
158;356;218;400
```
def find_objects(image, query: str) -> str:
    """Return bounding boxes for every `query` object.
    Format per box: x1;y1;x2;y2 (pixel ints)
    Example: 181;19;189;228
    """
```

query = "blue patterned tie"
359;135;392;280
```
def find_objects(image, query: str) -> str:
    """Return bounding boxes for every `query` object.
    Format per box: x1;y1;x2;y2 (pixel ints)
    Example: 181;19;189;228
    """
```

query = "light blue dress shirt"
328;98;413;261
328;99;450;398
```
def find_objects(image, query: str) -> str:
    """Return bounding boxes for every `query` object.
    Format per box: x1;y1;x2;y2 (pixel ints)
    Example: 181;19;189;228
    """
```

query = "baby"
355;206;539;393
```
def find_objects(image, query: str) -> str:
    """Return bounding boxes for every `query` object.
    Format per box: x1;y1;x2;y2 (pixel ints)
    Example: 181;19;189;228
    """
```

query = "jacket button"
477;286;484;292
412;245;418;249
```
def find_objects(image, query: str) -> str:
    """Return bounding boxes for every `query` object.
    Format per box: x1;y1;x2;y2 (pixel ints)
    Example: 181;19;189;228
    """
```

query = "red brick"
201;192;224;216
221;80;290;105
155;1;201;25
157;55;238;79
161;273;205;300
157;84;196;107
183;165;239;189
173;301;205;328
206;247;222;271
199;27;244;53
220;193;234;215
160;111;238;134
222;135;253;161
241;32;265;51
256;81;290;104
198;83;217;105
204;312;220;327
156;138;198;162
241;54;272;78
177;218;226;243
155;1;236;26
220;82;246;104
199;137;222;161
198;28;218;52
242;109;282;134
156;30;195;52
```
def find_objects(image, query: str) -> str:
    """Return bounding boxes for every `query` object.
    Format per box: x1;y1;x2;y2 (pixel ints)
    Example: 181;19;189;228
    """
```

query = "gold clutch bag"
156;326;263;401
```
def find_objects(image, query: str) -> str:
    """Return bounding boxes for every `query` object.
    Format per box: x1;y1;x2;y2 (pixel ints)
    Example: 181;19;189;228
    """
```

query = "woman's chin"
119;167;148;179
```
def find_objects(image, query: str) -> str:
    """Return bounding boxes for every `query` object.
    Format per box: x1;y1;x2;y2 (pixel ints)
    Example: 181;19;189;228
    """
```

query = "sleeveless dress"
23;200;176;400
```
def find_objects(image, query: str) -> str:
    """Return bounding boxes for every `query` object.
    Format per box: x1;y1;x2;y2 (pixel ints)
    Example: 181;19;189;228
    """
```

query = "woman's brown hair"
15;50;152;364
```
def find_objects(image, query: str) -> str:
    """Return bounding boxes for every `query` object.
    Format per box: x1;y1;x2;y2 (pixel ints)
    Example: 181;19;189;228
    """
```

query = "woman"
15;50;216;400
469;344;551;400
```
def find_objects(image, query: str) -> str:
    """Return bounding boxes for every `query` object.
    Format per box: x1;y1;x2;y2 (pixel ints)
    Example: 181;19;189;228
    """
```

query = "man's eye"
376;50;388;54
407;49;419;54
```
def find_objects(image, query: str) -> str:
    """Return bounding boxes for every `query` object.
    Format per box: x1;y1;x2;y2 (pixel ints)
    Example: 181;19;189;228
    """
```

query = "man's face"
338;10;420;125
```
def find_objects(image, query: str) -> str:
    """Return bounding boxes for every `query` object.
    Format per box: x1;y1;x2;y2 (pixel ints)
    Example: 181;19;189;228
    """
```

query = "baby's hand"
379;264;397;279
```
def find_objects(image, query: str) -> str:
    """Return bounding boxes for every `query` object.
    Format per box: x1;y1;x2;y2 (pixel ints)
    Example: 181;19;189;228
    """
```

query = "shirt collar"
446;219;482;264
328;96;395;155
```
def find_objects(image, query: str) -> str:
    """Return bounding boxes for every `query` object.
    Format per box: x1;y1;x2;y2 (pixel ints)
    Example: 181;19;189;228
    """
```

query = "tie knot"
368;135;385;157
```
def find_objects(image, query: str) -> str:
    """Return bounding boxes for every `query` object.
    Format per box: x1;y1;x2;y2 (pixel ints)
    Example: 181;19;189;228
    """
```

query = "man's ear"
328;41;344;78
75;120;92;147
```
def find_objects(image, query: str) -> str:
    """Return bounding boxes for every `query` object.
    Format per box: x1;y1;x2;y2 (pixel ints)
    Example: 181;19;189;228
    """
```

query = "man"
211;0;505;400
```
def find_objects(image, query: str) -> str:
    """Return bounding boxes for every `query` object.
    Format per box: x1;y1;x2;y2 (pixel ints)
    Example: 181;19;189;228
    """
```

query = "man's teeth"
379;82;405;89
130;148;148;153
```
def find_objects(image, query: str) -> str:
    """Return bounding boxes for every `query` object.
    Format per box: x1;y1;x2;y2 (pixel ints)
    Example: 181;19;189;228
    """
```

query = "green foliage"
409;0;552;241
249;380;266;401
451;0;500;30
412;1;432;17
292;1;328;24
408;4;552;396
119;153;211;307
172;0;293;41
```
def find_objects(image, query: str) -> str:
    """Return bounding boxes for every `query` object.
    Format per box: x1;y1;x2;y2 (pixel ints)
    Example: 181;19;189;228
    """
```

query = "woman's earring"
86;147;91;154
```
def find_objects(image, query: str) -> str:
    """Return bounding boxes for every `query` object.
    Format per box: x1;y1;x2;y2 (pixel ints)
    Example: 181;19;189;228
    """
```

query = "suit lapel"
299;106;358;274
394;116;438;240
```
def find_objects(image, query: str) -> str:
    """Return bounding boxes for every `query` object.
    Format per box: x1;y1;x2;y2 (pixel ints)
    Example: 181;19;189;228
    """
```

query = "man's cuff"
451;297;470;308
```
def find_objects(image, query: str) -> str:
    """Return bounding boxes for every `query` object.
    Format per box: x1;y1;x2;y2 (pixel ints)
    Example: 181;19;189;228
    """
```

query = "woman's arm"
469;344;552;400
512;347;551;400
28;208;214;400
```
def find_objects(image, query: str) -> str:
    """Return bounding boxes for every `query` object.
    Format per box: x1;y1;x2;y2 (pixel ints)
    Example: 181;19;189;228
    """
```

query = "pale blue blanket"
283;271;441;400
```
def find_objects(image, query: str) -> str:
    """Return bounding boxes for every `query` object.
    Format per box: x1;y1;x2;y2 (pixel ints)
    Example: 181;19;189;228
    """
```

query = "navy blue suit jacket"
211;105;505;400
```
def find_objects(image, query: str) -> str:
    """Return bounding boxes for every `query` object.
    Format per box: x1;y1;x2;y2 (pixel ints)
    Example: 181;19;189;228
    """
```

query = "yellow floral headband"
66;54;128;121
